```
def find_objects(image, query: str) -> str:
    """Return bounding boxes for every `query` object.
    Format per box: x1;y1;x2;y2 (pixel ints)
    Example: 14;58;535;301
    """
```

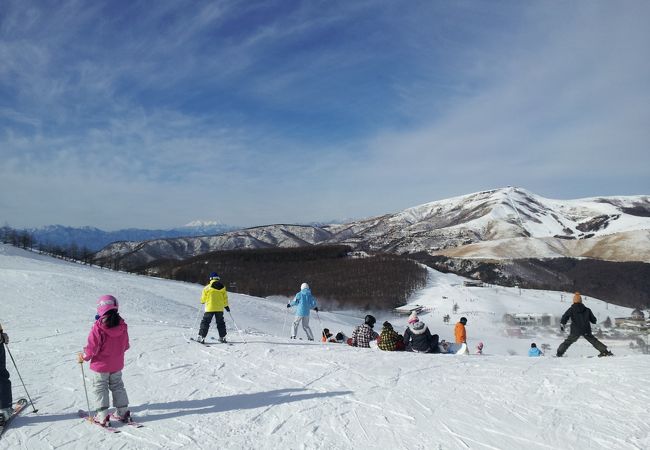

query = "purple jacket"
83;318;130;373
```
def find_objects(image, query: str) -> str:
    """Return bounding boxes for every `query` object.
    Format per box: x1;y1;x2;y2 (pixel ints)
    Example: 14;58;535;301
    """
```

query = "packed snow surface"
1;244;648;449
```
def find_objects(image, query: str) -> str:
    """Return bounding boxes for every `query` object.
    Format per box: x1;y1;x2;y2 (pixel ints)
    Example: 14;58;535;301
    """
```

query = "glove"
286;303;291;308
77;352;85;364
560;325;565;332
225;306;230;312
0;333;8;345
314;307;319;312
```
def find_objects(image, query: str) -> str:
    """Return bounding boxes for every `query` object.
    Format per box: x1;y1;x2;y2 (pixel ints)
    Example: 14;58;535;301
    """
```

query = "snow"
1;244;649;449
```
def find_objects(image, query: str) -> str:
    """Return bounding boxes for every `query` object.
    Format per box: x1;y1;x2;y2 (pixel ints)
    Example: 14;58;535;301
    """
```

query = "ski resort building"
614;308;649;330
504;313;553;326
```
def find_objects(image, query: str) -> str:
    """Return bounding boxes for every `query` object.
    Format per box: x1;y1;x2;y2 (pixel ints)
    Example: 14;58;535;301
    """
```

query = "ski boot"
111;410;132;423
597;350;614;357
218;337;227;343
93;413;110;427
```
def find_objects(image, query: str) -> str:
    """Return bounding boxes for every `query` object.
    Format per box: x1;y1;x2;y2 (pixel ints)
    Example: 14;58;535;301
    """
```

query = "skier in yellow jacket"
197;272;229;343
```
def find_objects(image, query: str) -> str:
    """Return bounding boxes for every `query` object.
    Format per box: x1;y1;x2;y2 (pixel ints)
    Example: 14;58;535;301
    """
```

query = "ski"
209;337;234;346
110;414;144;428
78;410;120;433
189;337;211;346
0;398;28;439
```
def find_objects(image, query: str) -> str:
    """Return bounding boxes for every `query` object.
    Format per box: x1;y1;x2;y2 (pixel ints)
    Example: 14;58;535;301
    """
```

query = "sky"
1;0;649;230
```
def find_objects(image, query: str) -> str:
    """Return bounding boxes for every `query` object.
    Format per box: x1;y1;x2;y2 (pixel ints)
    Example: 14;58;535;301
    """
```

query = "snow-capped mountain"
25;222;237;252
94;187;650;269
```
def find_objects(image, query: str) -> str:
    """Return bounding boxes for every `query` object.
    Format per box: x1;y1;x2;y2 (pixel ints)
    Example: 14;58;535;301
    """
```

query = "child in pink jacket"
77;295;131;426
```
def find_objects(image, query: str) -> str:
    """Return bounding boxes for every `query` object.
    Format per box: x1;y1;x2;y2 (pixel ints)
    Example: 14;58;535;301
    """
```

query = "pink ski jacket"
82;318;130;373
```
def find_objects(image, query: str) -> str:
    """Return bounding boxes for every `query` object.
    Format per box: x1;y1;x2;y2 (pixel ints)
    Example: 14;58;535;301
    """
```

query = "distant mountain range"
93;187;650;270
26;222;236;252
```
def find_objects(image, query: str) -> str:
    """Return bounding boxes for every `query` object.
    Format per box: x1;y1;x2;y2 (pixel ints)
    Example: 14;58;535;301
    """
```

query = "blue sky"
1;0;649;230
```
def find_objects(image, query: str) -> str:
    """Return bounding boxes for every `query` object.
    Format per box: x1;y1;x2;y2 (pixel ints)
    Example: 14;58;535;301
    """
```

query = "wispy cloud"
0;1;648;229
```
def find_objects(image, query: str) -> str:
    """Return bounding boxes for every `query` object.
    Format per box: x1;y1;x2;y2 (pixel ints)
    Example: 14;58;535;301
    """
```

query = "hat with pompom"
96;295;119;317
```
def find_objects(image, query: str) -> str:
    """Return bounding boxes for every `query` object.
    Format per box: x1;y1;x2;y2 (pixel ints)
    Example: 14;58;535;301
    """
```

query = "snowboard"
0;398;28;439
439;342;469;355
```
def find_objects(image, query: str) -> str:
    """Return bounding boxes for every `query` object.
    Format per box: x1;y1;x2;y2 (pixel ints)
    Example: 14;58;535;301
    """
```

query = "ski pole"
227;311;247;344
0;325;38;413
4;345;38;413
191;305;204;334
282;304;290;337
79;360;92;418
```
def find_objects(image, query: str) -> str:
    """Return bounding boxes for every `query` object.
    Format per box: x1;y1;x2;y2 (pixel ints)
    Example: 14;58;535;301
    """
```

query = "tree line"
0;225;94;263
138;245;429;310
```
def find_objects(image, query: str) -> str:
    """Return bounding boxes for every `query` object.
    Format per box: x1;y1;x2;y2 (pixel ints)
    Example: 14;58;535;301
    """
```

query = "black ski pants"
0;344;11;409
556;333;608;356
199;311;226;339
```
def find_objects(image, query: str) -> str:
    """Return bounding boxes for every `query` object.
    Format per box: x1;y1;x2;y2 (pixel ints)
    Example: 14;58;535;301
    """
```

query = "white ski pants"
92;371;129;420
292;316;314;340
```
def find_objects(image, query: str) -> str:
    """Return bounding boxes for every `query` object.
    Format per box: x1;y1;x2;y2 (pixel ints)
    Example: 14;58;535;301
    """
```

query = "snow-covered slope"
1;244;648;449
94;187;650;268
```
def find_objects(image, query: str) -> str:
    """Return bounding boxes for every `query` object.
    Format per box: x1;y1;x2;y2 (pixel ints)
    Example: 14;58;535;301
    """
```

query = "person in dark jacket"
0;330;12;425
403;312;439;353
556;293;613;357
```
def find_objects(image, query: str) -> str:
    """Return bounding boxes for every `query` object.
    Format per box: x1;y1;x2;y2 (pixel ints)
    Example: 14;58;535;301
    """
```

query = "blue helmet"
209;272;220;280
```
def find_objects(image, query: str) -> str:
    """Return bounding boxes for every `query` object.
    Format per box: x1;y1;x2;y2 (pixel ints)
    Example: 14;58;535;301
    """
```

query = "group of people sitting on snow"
318;312;470;354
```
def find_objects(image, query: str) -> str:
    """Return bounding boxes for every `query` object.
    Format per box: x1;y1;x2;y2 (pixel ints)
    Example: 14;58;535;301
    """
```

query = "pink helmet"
96;295;119;317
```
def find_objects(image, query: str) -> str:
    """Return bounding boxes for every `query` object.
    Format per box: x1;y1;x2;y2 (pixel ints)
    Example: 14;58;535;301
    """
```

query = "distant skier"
349;315;379;348
556;293;613;357
403;312;438;353
0;329;13;426
77;295;132;426
197;272;229;344
476;341;484;355
378;321;405;351
287;283;318;340
528;342;543;357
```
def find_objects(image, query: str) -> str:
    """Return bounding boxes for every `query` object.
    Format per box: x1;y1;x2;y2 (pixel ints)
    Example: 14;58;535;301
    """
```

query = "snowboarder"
455;317;467;344
349;315;379;348
77;295;132;426
528;342;543;357
0;330;12;426
377;321;405;351
403;312;438;353
287;283;318;341
556;293;613;357
197;272;229;344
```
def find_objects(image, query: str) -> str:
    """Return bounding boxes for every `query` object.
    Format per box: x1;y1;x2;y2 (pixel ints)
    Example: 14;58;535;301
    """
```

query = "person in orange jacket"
455;317;467;344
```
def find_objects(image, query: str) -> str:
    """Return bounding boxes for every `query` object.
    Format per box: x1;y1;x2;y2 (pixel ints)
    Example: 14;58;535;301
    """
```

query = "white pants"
92;371;129;420
292;316;314;340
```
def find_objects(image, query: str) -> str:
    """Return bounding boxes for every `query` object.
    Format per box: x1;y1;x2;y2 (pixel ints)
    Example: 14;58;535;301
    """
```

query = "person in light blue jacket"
528;342;543;357
287;283;318;340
